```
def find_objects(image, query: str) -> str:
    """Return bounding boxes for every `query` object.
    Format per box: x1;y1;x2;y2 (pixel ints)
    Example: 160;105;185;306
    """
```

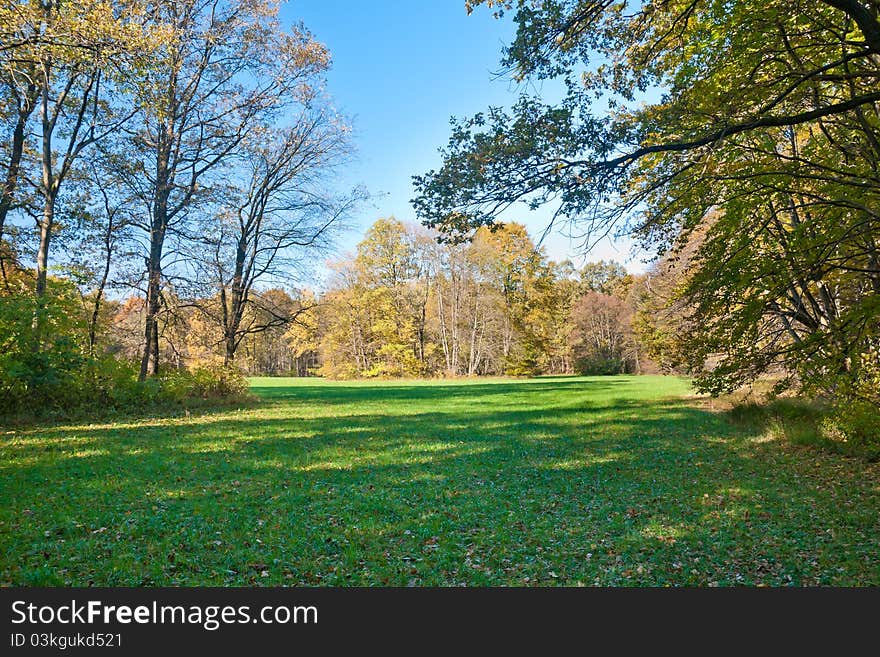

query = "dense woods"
308;218;648;378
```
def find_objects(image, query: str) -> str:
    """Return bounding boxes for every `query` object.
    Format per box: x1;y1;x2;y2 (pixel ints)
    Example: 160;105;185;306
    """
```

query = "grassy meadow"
1;375;878;586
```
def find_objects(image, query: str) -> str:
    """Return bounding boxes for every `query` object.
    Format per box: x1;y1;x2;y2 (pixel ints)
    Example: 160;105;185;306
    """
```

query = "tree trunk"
31;195;55;347
33;74;57;345
139;230;165;380
140;122;171;380
0;82;37;287
88;210;115;354
151;317;160;375
139;311;153;380
223;238;247;366
34;199;54;299
224;333;237;366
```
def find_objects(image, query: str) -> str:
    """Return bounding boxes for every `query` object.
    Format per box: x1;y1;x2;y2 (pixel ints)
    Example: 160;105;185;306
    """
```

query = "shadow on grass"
249;376;634;404
0;394;259;431
2;378;878;586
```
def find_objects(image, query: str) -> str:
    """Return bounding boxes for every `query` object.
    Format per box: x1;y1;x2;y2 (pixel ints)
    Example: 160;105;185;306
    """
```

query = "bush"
574;356;626;375
822;401;880;460
0;353;251;420
158;364;250;401
0;289;91;414
727;392;879;461
815;350;880;458
1;282;251;419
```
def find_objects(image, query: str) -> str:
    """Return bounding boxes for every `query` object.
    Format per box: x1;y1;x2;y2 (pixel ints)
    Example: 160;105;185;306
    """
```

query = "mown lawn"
1;375;878;586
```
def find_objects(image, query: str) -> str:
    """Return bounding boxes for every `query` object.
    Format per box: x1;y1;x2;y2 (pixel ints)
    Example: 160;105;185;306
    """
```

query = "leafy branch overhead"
416;1;880;234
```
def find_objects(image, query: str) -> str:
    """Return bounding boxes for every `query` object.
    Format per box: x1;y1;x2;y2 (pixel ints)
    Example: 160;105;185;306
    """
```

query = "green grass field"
2;375;878;586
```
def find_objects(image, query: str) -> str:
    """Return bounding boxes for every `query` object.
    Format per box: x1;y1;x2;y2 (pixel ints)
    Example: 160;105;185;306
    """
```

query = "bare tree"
197;109;362;365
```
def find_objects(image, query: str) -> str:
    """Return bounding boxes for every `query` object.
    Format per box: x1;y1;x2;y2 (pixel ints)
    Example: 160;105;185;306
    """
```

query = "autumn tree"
284;288;320;376
567;260;644;374
316;218;578;378
468;224;552;374
0;1;349;411
580;261;630;296
569;292;629;374
0;6;38;283
319;218;434;377
528;259;580;374
0;1;158;344
230;288;308;374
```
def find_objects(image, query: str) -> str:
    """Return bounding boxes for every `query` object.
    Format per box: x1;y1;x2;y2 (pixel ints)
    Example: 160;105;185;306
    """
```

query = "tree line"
297;217;651;379
10;214;659;382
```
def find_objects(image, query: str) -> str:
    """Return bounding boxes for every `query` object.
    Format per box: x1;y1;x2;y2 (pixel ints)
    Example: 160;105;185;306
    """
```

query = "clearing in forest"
2;375;878;586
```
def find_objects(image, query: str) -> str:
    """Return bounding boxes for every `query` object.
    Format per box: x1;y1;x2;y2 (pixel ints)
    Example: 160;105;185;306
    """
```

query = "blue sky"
282;0;644;274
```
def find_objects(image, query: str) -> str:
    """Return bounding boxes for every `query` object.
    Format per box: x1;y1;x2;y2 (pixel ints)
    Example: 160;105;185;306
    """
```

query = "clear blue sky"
281;0;644;276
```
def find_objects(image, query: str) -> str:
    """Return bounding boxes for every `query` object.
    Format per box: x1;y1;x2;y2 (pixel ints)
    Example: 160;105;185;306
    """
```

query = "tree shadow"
249;375;634;404
2;378;878;586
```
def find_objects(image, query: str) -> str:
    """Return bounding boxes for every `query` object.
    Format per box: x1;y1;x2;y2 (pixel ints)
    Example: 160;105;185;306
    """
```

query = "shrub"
159;364;249;401
822;401;880;460
1;282;252;419
727;390;879;460
574;356;626;375
1;359;252;420
0;289;90;414
816;350;880;458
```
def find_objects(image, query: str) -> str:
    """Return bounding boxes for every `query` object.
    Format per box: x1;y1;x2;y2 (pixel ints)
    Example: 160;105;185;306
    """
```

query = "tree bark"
33;72;57;345
139;222;166;380
222;237;247;365
139;118;171;380
0;81;37;287
151;316;160;376
224;333;237;366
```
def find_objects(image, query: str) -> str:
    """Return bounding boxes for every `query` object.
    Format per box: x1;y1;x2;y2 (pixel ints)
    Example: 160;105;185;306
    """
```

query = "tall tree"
316;219;561;378
124;0;330;379
1;1;156;342
0;15;38;285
